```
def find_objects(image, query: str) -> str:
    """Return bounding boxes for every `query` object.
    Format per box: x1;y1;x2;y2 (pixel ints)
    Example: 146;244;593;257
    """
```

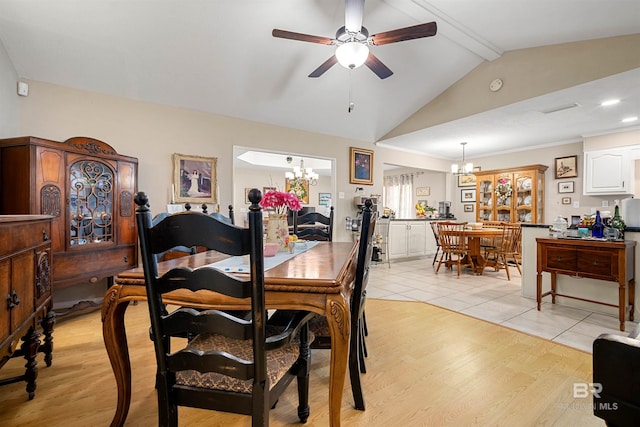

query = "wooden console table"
536;237;636;331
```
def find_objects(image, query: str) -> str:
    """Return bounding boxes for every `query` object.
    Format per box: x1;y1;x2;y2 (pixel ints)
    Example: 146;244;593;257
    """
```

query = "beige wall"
14;80;445;241
0;39;18;137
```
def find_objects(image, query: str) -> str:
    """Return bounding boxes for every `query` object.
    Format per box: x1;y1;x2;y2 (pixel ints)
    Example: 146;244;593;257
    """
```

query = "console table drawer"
577;249;617;280
544;247;577;271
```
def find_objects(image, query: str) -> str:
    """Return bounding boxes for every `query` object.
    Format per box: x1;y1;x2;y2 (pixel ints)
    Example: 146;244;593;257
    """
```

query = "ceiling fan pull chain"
348;69;355;113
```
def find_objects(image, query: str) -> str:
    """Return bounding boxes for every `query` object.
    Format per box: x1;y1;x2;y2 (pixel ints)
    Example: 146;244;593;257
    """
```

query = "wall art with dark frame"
555;155;578;179
461;188;476;202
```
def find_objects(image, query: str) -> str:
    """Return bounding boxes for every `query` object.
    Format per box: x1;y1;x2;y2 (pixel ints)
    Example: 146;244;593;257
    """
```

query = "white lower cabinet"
388;221;428;260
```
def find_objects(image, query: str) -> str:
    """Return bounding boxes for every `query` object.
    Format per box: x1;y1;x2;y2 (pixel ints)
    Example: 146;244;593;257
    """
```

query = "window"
383;174;414;218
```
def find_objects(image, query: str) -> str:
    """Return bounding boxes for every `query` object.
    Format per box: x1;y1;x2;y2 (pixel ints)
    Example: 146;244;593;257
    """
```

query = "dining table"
101;241;358;427
462;227;504;274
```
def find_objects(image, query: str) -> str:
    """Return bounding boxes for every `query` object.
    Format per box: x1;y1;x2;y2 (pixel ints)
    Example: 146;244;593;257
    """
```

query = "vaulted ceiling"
0;0;638;160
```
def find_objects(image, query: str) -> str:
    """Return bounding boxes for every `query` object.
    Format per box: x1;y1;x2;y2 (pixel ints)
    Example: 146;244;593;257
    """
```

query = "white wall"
0;39;19;137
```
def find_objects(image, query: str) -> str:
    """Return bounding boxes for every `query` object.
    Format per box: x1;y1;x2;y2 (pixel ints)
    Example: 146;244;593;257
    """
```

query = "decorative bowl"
263;243;279;257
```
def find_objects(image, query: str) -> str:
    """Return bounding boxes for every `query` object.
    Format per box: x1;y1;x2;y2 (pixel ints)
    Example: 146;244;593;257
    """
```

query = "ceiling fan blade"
272;29;334;45
365;53;393;79
370;22;437;45
345;0;364;33
309;55;338;78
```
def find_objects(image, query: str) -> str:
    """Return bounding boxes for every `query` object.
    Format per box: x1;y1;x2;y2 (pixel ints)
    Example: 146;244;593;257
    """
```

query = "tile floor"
367;257;637;353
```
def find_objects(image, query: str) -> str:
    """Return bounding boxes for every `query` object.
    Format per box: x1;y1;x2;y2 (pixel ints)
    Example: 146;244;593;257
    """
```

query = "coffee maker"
439;201;452;218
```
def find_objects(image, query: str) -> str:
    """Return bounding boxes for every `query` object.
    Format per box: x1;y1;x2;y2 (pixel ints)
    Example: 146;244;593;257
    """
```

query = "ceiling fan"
272;0;437;79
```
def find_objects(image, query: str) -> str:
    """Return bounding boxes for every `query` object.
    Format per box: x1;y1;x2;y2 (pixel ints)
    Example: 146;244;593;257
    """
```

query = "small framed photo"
555;155;578;179
173;153;217;204
463;204;474;212
318;192;332;206
461;188;476;202
263;186;276;195
349;147;374;185
562;197;572;205
558;181;574;193
416;187;430;196
244;188;252;204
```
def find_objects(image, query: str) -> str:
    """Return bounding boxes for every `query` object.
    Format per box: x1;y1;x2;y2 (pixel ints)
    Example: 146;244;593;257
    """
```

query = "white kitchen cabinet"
388;220;428;260
584;147;635;195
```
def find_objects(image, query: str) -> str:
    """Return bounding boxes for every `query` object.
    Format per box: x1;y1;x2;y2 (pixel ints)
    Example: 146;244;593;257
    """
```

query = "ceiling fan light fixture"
335;42;369;69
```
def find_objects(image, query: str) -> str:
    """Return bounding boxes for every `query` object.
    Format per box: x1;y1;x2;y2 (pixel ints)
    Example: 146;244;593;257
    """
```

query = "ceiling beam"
384;0;503;61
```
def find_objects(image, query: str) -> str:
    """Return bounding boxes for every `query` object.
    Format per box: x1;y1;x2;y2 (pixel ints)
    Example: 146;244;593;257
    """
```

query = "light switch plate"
573;201;579;208
602;200;609;207
339;192;345;199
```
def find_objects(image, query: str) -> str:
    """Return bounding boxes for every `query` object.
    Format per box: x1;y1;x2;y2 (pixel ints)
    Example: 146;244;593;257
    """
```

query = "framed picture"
458;174;477;187
555;155;578;179
461;188;476;202
318;192;332;206
263;186;276;195
463;204;474;212
416;187;430;196
562;197;572;205
173;153;217;203
558;181;574;193
350;147;374;185
244;188;252;204
286;178;309;204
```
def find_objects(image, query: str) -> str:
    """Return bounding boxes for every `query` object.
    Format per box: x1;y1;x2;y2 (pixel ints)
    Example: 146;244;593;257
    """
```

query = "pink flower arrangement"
259;190;302;215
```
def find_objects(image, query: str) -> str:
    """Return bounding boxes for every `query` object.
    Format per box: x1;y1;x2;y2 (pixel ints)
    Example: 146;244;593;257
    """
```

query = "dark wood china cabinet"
0;136;138;313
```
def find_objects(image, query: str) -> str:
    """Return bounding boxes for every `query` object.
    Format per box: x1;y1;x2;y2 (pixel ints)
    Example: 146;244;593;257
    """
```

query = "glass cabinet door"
495;173;513;222
477;177;494;221
515;172;533;223
69;160;114;246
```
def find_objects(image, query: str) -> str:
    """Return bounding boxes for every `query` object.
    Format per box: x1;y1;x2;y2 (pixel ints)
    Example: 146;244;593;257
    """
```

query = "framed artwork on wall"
461;188;476;202
349;147;374;185
464;204;474;212
319;192;332;206
173;153;217;203
555;155;578;179
286;178;309;204
416;187;430;196
558;181;574;193
458;174;477;187
263;186;276;195
562;197;572;205
244;188;252;204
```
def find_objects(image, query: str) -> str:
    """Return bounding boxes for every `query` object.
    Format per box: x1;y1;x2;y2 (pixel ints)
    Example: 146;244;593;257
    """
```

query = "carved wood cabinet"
0;215;54;399
0;136;138;303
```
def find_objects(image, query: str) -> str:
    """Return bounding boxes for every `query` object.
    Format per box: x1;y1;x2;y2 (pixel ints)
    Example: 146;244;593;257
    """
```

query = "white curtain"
383;174;414;218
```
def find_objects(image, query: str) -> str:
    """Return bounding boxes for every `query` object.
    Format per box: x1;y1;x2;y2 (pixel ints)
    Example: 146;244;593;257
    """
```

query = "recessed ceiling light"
621;116;638;123
601;99;620;106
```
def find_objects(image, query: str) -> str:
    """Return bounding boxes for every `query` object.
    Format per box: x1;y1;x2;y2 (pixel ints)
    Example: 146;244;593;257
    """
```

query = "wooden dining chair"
286;199;376;411
436;222;474;277
135;189;314;426
430;221;443;266
293;207;334;241
485;222;522;280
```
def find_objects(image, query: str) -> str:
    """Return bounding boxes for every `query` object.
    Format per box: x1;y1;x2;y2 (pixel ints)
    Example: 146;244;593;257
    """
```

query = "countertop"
388;217;457;221
521;223;639;232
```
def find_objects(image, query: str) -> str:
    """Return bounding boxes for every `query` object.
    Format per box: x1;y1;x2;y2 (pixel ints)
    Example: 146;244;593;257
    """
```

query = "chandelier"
451;142;474;176
285;158;319;186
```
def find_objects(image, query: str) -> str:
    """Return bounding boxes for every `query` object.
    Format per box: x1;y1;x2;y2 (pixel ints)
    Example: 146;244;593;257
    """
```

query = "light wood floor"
0;299;604;426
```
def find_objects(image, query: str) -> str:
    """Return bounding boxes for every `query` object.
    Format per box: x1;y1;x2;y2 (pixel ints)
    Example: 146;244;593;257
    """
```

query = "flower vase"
266;214;289;252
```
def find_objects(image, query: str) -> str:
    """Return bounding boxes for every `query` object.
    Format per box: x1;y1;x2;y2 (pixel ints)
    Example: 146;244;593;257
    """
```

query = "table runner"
203;241;320;273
